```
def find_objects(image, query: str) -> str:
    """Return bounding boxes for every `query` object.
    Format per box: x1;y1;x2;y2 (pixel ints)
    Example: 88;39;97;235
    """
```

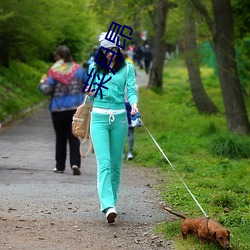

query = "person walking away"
125;102;135;160
87;46;98;70
122;51;137;160
134;44;144;69
143;44;152;74
39;45;87;175
86;32;138;223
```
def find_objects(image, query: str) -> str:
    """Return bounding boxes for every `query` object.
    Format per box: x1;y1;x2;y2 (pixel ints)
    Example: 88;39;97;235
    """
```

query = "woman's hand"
131;103;138;116
86;90;96;97
85;86;96;96
40;74;47;83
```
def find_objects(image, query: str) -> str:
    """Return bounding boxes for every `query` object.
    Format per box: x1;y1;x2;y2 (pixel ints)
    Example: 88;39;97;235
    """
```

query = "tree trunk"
184;4;218;114
148;0;168;89
191;0;250;134
212;0;250;134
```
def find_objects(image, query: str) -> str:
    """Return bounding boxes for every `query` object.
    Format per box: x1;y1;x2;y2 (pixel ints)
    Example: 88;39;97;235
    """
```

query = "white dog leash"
139;118;209;218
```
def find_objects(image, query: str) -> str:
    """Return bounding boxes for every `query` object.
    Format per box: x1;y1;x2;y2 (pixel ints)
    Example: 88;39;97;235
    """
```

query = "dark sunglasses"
102;47;119;54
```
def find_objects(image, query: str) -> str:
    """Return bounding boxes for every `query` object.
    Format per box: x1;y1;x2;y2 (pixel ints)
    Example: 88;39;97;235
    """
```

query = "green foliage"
165;2;184;44
0;60;49;122
236;37;250;95
165;0;212;45
210;135;250;159
91;0;156;45
201;121;217;136
154;221;181;240
130;58;250;249
210;191;238;209
0;0;99;66
232;0;250;39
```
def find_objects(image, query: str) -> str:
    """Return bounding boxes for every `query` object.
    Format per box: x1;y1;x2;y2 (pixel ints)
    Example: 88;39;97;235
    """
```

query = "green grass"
129;58;250;250
0;60;50;123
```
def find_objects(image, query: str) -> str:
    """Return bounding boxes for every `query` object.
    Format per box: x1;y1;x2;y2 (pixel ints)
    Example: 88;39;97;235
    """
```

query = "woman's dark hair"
95;48;126;74
54;45;73;63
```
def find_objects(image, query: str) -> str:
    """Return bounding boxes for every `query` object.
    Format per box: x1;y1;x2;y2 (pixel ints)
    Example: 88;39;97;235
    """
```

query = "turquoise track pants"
90;111;128;212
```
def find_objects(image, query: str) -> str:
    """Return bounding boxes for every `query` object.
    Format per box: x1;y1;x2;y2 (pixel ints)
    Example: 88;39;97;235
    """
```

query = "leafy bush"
237;37;250;95
201;121;217;136
210;191;237;209
0;60;49;122
210;135;250;159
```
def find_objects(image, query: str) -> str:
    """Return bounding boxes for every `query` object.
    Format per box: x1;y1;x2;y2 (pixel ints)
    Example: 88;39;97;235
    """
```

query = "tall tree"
0;0;97;66
148;0;177;89
191;0;250;134
184;1;218;114
91;0;155;47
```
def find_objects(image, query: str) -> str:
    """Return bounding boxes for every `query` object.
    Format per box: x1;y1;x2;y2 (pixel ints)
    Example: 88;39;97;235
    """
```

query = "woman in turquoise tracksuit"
86;32;138;223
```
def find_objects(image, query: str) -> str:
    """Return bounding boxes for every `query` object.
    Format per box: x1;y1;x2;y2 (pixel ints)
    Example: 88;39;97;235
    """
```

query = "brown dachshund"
163;207;231;249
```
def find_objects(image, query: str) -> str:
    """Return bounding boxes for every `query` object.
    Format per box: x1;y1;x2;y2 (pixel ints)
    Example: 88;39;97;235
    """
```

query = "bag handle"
126;62;129;83
83;94;88;105
79;137;94;158
79;95;94;158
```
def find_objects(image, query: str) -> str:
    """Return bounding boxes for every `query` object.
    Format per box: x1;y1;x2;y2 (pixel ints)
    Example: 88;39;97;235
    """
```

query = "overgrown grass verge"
0;60;50;125
129;58;250;250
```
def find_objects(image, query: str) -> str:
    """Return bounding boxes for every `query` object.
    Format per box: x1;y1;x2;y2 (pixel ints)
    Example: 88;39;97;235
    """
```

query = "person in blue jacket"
39;45;87;176
86;32;138;223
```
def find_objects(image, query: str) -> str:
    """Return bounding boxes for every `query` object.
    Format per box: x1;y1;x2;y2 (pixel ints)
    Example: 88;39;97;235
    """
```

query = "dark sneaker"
53;168;64;173
106;207;117;223
72;165;81;175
